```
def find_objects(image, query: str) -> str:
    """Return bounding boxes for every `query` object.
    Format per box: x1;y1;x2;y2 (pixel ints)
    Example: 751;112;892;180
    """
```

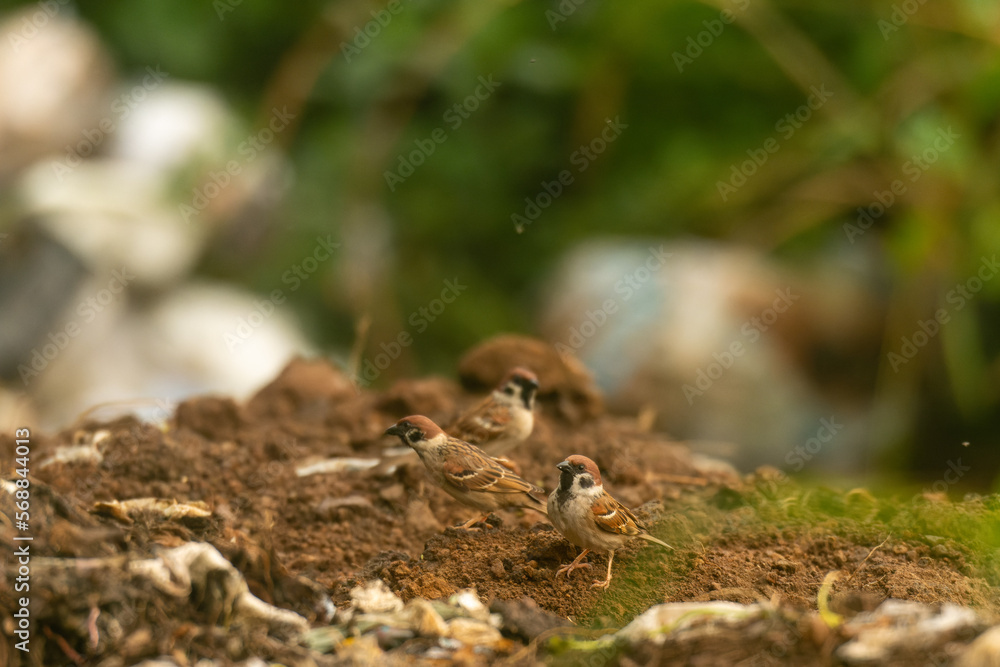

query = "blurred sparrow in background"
449;367;538;457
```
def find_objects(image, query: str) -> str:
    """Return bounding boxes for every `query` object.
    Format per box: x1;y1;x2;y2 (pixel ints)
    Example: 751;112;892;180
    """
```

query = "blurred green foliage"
9;0;999;479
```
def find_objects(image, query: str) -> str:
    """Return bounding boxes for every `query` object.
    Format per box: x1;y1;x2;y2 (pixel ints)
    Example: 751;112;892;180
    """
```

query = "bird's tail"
640;532;673;550
525;493;548;515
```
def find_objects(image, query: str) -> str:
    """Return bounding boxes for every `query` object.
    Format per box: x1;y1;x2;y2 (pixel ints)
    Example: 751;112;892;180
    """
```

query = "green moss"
579;479;1000;626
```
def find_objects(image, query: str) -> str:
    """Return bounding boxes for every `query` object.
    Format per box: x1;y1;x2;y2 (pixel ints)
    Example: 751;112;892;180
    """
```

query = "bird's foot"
555;560;592;579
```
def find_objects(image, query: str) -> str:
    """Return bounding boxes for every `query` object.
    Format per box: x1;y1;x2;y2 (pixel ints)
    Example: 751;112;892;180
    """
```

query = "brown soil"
2;340;997;665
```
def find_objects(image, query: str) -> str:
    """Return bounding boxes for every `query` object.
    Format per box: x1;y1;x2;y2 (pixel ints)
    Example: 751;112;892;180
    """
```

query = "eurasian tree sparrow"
547;454;672;589
385;415;547;529
448;367;539;457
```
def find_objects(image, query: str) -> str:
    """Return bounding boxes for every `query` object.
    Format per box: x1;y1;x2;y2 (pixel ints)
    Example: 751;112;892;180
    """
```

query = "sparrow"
448;367;539;457
547;455;672;589
384;415;547;529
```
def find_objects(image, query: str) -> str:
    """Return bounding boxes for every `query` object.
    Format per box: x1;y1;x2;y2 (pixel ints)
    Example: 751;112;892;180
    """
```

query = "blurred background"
0;0;998;490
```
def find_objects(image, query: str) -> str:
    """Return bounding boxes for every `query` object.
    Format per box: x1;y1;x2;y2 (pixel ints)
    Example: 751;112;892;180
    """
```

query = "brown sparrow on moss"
547;455;672;589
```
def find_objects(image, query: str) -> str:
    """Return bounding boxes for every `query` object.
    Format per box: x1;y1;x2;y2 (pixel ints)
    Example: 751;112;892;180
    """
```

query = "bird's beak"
556;460;572;473
521;377;540;390
384;424;405;437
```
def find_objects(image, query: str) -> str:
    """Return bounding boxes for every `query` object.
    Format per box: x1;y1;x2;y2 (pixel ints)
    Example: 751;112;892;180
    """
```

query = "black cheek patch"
521;388;536;409
579;476;594;489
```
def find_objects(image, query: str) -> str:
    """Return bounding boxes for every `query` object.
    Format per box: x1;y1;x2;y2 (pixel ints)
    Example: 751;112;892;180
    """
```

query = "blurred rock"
109;83;231;172
0;22;301;429
539;239;883;472
6;280;311;429
0;10;114;183
23;158;208;287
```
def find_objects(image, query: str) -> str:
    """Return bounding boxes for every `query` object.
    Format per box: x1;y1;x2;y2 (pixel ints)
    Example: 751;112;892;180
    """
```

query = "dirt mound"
2;340;997;664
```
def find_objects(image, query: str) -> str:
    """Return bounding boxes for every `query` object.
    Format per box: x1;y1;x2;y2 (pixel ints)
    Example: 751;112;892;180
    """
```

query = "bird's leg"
555;549;592;579
591;551;615;590
457;513;490;530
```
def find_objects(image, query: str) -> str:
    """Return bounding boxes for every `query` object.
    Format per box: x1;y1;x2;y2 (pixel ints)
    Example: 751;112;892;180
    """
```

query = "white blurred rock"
539;239;882;472
0;10;114;180
109;83;231;171
25;281;311;429
23;159;207;286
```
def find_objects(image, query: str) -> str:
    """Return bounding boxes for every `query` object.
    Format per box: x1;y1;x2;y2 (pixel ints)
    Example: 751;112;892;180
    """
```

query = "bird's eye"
576;464;585;471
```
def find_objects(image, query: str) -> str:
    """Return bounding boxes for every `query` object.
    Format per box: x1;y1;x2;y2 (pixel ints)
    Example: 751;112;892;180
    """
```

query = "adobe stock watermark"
783;416;844;473
887;255;998;373
340;0;415;62
384;75;500;192
179;106;296;224
878;0;928;40
512;116;628;233
350;278;468;387
214;0;243;20
843;126;959;243
224;235;340;351
923;458;970;496
51;66;169;181
673;0;750;73
546;0;589;30
554;245;671;357
682;288;799;404
17;268;136;385
6;0;72;52
717;84;833;201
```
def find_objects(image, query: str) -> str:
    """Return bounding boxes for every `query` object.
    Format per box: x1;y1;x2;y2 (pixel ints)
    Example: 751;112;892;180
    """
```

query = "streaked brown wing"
451;399;510;443
591;492;644;537
491;455;522;476
441;442;539;495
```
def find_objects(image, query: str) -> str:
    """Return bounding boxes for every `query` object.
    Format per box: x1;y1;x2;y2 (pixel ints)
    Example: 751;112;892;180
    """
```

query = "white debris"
958;624;1000;667
447;617;505;648
349;579;404;614
38;433;108;469
127;542;308;638
837;600;984;664
92;498;212;523
295;457;380;477
617;601;763;645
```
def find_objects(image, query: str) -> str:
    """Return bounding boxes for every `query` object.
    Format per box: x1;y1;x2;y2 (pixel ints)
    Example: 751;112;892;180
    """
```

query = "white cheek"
574;479;603;499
